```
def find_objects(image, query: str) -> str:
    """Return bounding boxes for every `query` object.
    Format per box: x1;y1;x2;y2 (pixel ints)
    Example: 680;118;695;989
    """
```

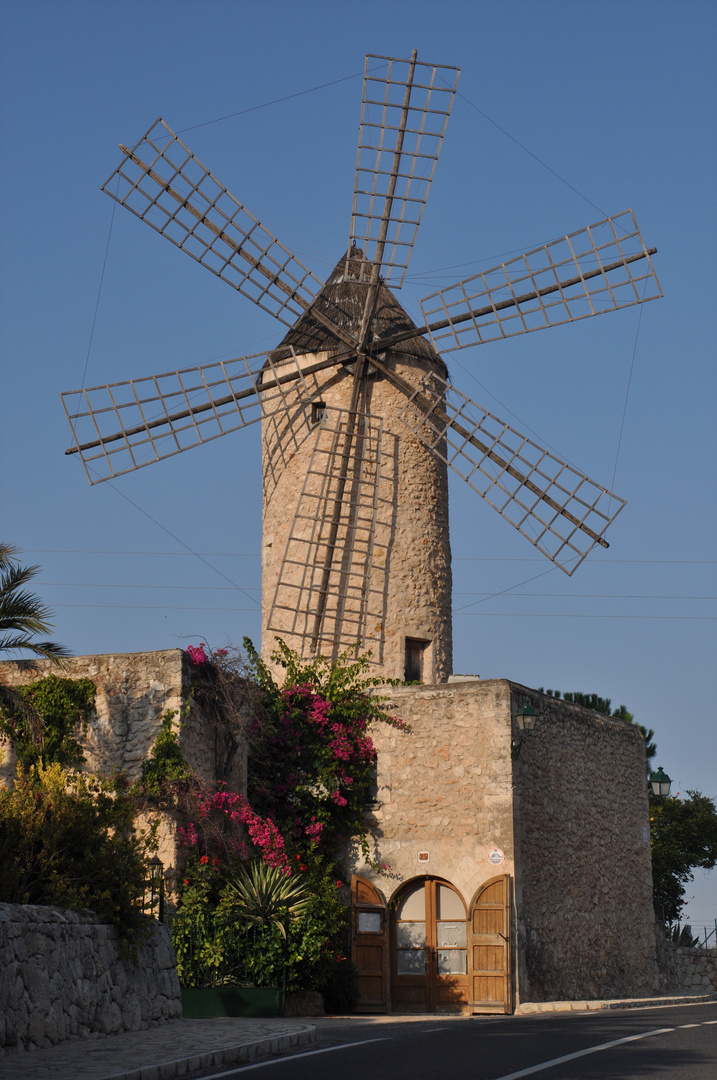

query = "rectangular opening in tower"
405;638;429;684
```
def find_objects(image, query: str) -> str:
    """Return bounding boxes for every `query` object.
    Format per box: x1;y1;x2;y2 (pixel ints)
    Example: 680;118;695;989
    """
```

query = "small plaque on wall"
418;850;430;863
488;847;505;865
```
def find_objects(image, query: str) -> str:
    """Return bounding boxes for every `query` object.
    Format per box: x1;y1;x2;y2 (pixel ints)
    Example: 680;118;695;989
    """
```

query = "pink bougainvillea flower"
186;644;208;666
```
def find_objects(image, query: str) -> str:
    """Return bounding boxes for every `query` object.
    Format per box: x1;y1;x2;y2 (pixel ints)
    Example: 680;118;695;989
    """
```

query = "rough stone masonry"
0;904;181;1053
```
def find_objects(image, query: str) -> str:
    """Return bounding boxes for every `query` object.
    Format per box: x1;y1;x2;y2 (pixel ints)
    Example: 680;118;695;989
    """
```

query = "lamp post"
512;701;537;760
649;767;672;798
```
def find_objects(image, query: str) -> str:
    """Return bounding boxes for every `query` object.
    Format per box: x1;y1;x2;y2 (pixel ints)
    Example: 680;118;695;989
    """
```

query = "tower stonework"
261;255;452;682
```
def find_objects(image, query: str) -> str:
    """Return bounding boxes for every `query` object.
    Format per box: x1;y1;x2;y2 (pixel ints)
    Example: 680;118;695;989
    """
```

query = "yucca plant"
223;861;310;938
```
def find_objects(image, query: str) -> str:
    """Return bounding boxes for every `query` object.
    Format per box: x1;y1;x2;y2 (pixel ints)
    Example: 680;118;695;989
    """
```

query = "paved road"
189;1001;717;1080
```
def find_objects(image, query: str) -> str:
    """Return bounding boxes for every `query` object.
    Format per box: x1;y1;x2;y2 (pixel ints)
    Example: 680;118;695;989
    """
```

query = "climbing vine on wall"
0;674;95;771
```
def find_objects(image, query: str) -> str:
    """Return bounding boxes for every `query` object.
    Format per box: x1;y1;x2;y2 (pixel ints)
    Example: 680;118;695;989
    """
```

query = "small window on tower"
311;400;327;426
405;638;428;684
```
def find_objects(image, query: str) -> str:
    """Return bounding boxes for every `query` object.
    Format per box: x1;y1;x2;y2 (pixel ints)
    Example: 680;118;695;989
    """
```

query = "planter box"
181;987;285;1018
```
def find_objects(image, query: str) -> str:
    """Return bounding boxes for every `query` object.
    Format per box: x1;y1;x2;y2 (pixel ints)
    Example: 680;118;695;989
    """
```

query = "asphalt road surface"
191;1001;717;1080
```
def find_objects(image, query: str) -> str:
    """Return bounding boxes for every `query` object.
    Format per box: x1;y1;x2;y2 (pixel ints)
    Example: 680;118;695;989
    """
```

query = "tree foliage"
649;791;717;922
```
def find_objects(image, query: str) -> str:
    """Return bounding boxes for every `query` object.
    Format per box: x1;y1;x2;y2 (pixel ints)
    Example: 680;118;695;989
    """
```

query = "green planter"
181;987;285;1018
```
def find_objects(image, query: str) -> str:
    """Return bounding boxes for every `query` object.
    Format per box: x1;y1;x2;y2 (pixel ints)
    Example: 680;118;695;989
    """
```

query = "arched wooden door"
391;878;468;1013
351;876;388;1012
469;875;512;1013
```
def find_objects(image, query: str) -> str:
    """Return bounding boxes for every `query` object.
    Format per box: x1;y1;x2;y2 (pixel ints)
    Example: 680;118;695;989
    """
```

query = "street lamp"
512;701;538;759
515;702;537;731
649;767;672;797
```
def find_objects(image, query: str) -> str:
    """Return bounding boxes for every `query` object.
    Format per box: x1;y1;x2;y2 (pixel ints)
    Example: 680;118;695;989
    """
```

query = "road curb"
93;1025;317;1080
515;991;717;1015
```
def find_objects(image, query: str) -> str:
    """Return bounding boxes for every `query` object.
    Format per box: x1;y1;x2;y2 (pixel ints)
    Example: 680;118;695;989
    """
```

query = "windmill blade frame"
265;404;389;659
102;119;325;326
62;347;335;484
349;52;460;288
370;358;626;575
418;210;662;351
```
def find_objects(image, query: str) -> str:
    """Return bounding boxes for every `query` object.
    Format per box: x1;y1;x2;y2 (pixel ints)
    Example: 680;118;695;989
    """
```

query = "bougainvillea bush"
166;637;405;1007
245;637;406;862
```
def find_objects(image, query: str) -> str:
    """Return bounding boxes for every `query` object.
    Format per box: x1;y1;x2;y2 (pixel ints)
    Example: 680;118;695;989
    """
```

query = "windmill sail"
419;211;662;351
349;52;460;287
265;407;390;658
102;119;324;325
380;363;626;575
61;348;330;484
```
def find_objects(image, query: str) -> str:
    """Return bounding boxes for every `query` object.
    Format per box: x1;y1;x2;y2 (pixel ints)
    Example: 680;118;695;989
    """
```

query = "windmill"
62;51;662;682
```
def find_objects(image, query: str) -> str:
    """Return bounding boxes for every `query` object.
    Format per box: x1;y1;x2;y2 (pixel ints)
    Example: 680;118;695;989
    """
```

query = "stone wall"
0;650;248;894
0;650;245;790
512;687;657;1002
656;932;717;993
674;947;717;992
0;904;180;1053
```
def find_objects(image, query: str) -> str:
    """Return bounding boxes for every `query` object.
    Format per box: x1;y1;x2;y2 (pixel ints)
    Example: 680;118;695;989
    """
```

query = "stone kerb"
0;903;181;1053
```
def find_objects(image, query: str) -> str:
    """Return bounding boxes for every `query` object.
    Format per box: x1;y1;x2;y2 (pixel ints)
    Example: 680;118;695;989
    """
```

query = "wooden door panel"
351;875;388;1012
469;875;512;1014
473;975;504;1002
473;944;504;970
473;908;504;934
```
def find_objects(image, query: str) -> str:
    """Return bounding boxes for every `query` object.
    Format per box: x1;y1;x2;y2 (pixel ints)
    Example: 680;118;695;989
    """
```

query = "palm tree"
0;543;71;747
0;544;71;661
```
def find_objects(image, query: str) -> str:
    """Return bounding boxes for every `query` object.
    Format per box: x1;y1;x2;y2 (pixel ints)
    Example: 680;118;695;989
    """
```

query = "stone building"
346;679;658;1012
0;651;658;1012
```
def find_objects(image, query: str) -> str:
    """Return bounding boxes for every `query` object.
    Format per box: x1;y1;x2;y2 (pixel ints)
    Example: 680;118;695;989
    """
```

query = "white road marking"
194;1037;392;1078
679;1023;701;1028
422;1026;452;1032
489;1027;676;1080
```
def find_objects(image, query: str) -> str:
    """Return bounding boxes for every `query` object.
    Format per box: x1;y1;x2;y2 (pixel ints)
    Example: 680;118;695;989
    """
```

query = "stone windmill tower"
62;52;662;681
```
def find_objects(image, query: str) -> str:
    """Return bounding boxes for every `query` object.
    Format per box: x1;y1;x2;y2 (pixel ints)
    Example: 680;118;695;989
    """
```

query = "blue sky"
1;0;715;929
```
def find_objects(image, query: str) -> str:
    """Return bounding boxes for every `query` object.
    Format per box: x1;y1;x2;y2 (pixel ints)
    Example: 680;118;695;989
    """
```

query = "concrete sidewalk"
2;991;714;1080
0;1018;316;1080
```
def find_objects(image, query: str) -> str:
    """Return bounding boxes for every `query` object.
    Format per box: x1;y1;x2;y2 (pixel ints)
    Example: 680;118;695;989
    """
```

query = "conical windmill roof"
273;250;447;376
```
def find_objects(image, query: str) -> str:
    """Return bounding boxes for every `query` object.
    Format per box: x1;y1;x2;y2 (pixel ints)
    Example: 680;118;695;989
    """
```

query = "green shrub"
0;764;152;942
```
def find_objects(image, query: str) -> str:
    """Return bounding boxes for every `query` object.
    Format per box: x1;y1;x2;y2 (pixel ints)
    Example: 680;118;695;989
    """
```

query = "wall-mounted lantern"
515;702;537;731
649;767;672;797
148;854;165;922
512;701;538;759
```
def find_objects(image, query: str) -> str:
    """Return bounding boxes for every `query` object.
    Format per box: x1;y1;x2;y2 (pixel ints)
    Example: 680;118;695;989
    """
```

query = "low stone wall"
0;904;181;1053
674;946;717;993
